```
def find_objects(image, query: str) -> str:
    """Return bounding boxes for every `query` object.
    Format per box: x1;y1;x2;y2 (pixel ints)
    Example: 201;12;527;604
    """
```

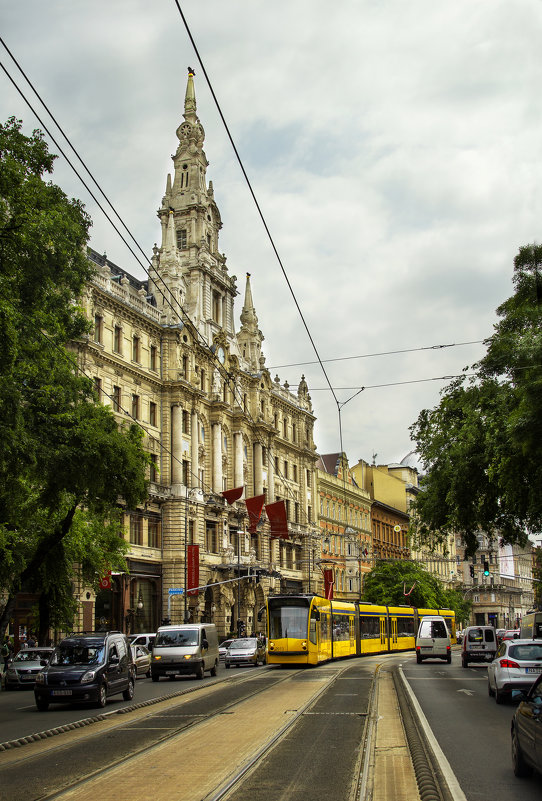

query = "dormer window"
177;228;187;249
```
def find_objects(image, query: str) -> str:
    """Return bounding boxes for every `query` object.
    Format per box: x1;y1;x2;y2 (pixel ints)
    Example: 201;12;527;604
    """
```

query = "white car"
218;639;235;661
487;639;542;704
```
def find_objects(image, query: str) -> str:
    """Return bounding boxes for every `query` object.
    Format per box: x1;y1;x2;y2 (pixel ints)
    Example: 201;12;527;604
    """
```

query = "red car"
501;629;520;642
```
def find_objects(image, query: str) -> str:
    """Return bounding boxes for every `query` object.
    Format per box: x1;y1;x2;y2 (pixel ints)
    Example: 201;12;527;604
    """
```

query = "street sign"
168;588;184;596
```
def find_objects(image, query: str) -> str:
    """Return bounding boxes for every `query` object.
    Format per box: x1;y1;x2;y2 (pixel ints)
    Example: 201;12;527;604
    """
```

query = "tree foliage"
362;560;471;624
0;118;149;639
410;244;542;555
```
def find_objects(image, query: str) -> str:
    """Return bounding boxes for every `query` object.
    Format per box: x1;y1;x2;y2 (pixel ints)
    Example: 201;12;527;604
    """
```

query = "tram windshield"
268;598;310;639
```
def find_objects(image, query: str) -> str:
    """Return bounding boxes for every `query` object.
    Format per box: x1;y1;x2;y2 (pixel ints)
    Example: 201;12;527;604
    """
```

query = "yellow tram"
266;594;456;666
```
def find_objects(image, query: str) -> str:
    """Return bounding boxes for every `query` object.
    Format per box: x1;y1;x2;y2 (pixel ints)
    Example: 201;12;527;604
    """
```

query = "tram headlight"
268;642;275;651
301;641;307;650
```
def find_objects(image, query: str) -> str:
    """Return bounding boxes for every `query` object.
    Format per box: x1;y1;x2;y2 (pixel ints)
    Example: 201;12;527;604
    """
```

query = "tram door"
391;618;398;648
379;617;387;651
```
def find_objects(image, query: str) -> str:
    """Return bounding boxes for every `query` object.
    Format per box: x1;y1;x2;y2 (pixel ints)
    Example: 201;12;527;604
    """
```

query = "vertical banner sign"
323;569;334;600
222;486;244;505
187;544;199;596
265;500;289;539
245;494;265;533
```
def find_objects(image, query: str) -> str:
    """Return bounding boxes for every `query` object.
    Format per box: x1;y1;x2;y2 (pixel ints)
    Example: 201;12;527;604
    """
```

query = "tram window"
332;612;351;641
309;617;317;645
269;606;308;639
360;615;380;639
397;617;415;637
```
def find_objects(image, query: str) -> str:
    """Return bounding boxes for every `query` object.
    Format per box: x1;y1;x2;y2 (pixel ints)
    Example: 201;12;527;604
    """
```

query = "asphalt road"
401;649;541;801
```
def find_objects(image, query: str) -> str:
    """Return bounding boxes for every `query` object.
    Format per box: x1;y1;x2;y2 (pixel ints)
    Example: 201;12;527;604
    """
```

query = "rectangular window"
149;402;157;427
292;464;298;483
93;377;102;401
283;460;288;480
306;469;311;486
132;335;140;363
113;385;121;413
114;325;122;354
200;369;205;392
307;505;312;523
176;228;187;249
150;344;157;372
182;410;190;434
182;459;189;486
148;517;161;548
149;454;158;483
129;515;143;546
94;314;103;344
182;355;188;378
206;524;218;553
132;394;139;420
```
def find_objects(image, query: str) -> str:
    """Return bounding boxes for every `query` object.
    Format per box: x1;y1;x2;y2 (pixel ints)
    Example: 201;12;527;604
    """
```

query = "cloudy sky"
2;1;540;467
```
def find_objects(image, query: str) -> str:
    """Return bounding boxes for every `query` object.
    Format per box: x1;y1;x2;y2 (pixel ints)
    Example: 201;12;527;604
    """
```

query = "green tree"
410;244;542;556
0;118;149;640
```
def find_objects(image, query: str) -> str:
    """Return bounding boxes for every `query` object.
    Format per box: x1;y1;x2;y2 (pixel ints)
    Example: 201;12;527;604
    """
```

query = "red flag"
265;500;289;539
222;486;244;505
245;494;265;533
323;569;334;599
99;571;111;590
187;544;199;596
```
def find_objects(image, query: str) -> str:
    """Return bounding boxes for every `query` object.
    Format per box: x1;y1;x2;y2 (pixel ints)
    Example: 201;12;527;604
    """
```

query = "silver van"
416;615;451;663
151;624;219;681
461;625;497;667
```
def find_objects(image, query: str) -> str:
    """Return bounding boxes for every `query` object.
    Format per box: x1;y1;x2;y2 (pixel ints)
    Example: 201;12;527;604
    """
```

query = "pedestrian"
27;634;36;648
1;638;10;670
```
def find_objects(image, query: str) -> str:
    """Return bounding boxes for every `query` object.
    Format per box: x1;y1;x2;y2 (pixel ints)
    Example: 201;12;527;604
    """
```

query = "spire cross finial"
188;66;195;76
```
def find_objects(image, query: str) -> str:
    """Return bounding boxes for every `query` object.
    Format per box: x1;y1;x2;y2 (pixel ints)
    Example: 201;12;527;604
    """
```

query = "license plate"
526;667;542;674
21;675;35;681
52;689;72;696
166;670;177;675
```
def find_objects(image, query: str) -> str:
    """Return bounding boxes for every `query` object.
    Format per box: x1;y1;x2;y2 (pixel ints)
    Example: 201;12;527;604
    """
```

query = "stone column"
212;422;222;493
254;442;263;496
191;410;199;488
171;404;182;484
234;432;244;490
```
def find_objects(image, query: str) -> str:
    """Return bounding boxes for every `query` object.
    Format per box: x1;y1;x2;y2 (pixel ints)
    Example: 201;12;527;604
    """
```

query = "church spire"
238;273;265;371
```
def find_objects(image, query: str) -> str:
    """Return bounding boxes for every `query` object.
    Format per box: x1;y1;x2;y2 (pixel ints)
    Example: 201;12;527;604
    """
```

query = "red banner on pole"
187;544;199;596
222;486;244;505
99;571;111;590
323;569;334;599
265;500;289;539
245;494;265;533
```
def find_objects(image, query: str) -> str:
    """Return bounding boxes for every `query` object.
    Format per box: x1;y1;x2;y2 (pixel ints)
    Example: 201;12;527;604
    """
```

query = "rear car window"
468;628;483;642
509;644;542;661
484;629;495;642
432;621;448;638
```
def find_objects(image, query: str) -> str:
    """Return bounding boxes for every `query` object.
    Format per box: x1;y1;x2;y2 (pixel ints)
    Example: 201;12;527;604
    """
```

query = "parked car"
511;672;542;777
224;638;266;668
496;629;506;644
218;639;235;661
34;631;135;710
461;626;497;668
129;633;156;651
131;644;152;678
415;616;451;664
501;630;521;642
488;639;542;704
4;647;54;690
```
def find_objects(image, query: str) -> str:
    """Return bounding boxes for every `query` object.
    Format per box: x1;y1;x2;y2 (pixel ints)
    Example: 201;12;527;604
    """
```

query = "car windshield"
228;639;257;650
51;644;105;666
155;630;198;647
14;650;51;662
509;644;542;661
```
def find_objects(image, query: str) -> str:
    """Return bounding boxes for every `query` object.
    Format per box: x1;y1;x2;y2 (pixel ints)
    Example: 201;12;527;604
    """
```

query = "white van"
461;625;497;667
151;624;219;681
416;615;451;664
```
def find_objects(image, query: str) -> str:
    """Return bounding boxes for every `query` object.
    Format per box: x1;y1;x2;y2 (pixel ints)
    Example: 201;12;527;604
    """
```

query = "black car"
511;672;542;777
34;631;135;711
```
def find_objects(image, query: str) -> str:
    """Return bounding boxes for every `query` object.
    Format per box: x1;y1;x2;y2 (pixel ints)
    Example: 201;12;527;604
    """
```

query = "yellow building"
75;70;318;637
315;453;372;599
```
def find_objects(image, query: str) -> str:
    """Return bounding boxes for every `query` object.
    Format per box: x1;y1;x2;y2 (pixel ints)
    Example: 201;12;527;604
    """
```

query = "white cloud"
2;0;540;464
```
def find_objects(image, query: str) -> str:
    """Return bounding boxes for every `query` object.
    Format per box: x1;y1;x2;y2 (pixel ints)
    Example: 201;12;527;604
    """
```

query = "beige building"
315;453;372;599
75;69;319;637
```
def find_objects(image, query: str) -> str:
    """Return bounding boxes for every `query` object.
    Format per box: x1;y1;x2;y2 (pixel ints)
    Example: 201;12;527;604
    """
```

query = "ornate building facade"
76;70;318;637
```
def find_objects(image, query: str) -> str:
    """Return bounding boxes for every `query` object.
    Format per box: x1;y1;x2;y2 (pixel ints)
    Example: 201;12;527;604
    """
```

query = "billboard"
499;543;515;578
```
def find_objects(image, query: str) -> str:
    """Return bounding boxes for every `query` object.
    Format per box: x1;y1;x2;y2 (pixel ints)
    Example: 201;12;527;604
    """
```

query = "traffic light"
483;561;490;576
469;564;474;578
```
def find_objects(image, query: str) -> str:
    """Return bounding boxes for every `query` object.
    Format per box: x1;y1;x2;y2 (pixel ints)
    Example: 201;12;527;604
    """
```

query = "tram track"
0;666;343;801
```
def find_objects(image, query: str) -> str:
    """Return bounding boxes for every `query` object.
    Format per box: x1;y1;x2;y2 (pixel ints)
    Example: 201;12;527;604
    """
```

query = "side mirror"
511;689;528;702
109;654;120;665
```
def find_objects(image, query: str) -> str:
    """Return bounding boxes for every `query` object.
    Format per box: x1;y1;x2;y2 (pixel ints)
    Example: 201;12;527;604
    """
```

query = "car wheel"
495;686;506;705
146;669;151;678
512;725;533;777
168;674;176;681
151;673;159;682
225;663;230;669
195;662;205;680
36;697;49;711
210;661;217;677
461;656;468;669
96;683;107;709
488;680;495;697
416;653;422;664
122;678;134;701
446;654;452;664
